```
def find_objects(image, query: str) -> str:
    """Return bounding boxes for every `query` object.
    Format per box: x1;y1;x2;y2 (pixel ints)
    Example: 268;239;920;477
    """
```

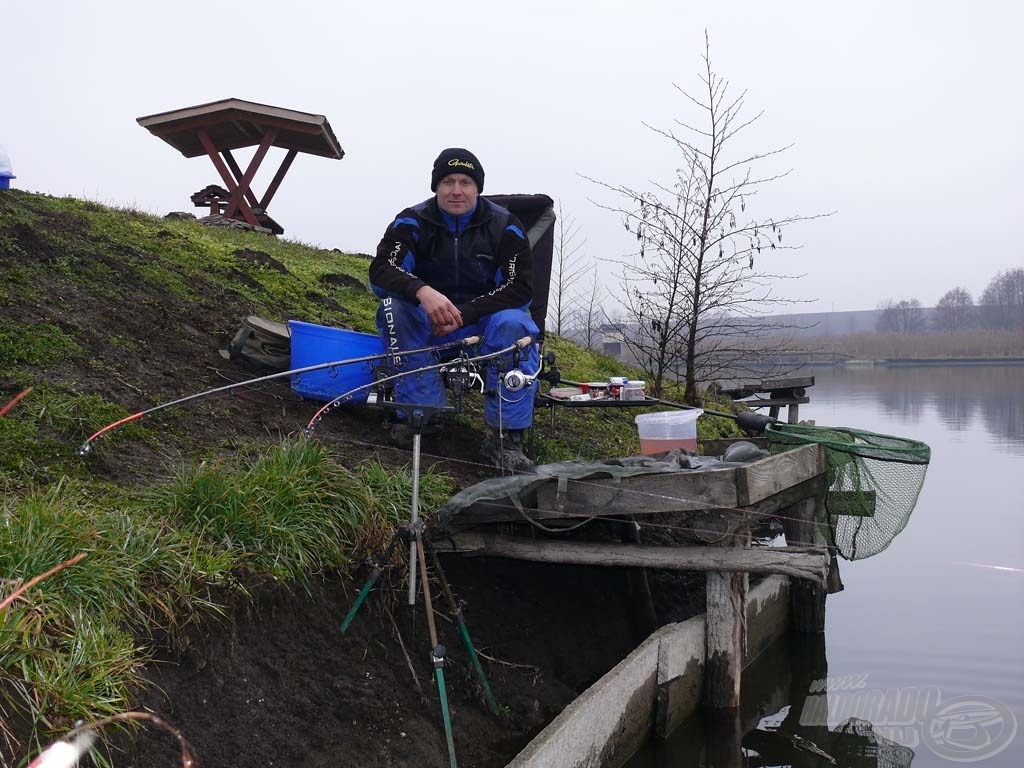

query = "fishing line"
78;335;482;454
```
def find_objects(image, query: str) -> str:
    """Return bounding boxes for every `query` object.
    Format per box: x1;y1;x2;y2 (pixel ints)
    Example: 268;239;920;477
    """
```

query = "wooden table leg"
196;128;264;228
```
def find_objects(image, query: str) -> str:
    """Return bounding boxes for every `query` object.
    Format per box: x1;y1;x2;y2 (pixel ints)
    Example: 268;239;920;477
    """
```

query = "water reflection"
629;634;915;768
813;365;1024;453
625;364;1022;768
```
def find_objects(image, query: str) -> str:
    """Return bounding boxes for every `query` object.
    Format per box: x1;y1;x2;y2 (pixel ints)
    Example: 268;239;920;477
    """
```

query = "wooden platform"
435;443;841;711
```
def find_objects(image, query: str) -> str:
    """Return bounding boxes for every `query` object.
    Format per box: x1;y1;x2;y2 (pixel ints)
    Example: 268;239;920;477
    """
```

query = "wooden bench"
719;375;814;424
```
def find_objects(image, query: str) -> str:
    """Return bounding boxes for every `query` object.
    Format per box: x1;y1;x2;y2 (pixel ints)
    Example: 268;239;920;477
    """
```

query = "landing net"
765;423;931;560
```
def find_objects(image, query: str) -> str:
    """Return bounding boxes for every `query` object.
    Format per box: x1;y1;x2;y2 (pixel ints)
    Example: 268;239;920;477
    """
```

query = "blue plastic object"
0;144;14;189
288;320;384;402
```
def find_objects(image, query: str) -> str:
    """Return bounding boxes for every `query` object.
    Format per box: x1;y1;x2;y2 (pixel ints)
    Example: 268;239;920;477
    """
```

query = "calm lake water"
626;364;1024;768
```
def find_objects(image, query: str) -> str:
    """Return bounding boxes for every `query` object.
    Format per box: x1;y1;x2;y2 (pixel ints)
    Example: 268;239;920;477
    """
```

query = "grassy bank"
0;190;741;757
0;441;452;752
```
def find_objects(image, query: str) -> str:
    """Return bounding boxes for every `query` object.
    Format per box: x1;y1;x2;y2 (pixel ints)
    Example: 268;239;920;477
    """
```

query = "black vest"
412;199;511;306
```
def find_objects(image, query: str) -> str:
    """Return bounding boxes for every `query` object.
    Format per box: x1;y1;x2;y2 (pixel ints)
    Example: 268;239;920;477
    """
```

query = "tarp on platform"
436;442;769;531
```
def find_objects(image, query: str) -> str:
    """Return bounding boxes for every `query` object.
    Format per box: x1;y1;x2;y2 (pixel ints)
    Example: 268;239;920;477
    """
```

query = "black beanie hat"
431;148;484;193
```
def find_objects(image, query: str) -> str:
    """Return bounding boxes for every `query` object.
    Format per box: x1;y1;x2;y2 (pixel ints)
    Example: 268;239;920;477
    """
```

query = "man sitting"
369;148;539;473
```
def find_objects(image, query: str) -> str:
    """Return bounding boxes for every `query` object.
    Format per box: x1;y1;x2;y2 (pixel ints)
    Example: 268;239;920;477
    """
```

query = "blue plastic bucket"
288;320;385;402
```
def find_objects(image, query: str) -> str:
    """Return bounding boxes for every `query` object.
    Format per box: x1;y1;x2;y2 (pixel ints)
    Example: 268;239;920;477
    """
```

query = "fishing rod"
648;396;774;433
304;336;535;436
78;335;482;455
0;386;33;418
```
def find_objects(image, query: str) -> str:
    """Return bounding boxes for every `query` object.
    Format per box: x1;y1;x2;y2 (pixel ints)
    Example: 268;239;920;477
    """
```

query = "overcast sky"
4;1;1020;313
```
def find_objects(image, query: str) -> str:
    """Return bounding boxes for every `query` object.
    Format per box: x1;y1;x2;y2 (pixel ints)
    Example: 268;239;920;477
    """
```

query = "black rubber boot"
387;414;446;448
480;426;536;473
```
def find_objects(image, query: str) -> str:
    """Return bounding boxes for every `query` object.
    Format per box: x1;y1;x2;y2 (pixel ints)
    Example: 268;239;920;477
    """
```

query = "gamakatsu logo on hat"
448;159;476;170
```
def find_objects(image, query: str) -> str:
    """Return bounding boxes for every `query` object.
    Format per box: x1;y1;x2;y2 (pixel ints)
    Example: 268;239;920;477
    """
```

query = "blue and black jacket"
369;197;533;325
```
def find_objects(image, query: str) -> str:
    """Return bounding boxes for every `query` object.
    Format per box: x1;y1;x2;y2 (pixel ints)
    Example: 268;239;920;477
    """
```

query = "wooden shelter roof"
136;98;344;160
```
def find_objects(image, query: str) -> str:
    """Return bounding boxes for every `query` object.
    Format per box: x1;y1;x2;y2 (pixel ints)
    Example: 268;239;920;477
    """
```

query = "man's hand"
416;286;463;336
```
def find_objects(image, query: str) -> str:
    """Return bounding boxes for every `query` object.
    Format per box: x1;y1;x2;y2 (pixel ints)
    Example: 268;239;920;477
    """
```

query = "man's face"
436;173;479;215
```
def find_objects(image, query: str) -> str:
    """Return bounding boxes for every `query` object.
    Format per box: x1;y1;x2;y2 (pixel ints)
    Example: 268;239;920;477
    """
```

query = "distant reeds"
795;329;1023;359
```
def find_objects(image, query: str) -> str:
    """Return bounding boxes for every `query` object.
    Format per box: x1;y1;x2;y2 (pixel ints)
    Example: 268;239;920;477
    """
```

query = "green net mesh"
765;423;931;560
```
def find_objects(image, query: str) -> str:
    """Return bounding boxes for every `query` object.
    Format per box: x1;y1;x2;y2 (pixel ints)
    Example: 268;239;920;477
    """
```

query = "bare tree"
933;287;975;332
979;268;1024;331
573;266;607;350
588;35;826;403
546;201;588;337
877;298;925;334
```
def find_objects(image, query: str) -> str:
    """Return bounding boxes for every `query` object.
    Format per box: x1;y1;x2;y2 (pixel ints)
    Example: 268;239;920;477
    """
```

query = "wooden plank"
735;396;810;409
534;466;741;517
443;498;586;528
434;535;829;584
758;376;815;390
736;444;824;506
445;465;827;530
720;376;815;398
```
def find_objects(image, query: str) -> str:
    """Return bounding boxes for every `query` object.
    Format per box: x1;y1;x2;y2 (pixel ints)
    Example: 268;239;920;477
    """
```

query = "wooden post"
704;707;744;768
782;497;828;632
704;528;749;710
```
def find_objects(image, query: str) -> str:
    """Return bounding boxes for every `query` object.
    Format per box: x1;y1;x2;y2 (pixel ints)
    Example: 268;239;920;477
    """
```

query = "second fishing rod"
79;335;484;454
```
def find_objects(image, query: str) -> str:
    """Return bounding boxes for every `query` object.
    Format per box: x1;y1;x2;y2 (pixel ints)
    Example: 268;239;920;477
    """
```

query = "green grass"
0;320;82;368
0;190;376;333
0;384;149;493
0;441;450;747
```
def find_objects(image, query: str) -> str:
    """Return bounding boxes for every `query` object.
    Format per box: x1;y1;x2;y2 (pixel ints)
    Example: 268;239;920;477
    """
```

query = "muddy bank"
98;553;703;768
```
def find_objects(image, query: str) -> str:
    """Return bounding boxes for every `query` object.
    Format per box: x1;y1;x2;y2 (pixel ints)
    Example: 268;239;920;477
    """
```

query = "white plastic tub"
634;409;703;455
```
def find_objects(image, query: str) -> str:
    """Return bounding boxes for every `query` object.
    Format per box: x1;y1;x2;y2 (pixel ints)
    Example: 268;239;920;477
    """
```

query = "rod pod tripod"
340;403;499;768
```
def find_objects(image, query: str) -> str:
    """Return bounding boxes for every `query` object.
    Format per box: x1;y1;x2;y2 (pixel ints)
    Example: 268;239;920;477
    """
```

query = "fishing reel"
441;355;485;412
502;368;539;392
503;348;559;392
366;363;399;404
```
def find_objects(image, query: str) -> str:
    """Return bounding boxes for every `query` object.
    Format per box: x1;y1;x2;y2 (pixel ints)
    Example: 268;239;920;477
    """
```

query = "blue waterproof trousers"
375;295;539;429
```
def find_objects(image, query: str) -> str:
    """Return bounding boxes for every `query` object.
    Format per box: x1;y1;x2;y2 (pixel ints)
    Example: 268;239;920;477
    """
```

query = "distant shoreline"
849;357;1024;367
